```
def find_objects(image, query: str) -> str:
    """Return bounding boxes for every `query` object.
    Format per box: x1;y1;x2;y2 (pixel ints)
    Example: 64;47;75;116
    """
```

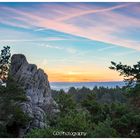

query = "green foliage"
27;92;92;138
109;61;140;88
81;94;104;123
26;86;140;138
0;76;30;137
81;93;98;114
57;111;91;133
43;83;140;138
1;47;140;138
52;86;126;104
0;46;11;82
26;112;91;138
110;61;140;107
110;61;140;137
112;112;140;137
54;92;77;115
25;111;91;138
50;93;92;137
25;128;60;138
0;124;9;137
92;118;119;138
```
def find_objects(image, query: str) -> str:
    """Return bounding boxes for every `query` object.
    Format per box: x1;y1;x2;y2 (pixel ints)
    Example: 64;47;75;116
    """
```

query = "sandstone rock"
10;54;59;135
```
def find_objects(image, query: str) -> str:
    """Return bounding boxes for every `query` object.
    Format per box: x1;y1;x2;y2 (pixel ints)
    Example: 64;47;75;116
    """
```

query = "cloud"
1;3;140;51
45;37;71;41
0;37;69;42
114;50;138;56
34;28;47;31
55;3;131;22
97;46;118;52
44;44;62;49
0;17;31;29
41;43;77;54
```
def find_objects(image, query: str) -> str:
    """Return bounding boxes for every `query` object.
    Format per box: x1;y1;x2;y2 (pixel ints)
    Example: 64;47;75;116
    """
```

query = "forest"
0;46;140;138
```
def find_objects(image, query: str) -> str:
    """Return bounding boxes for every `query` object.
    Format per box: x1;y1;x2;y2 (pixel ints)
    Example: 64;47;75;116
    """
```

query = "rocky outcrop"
10;54;58;135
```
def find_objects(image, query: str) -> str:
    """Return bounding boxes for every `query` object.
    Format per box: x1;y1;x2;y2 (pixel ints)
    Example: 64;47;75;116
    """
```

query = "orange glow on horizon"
45;70;123;82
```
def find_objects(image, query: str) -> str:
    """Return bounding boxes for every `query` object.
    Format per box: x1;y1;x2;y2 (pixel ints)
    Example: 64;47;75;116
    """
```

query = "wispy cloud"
114;50;138;56
40;43;77;54
1;3;140;82
0;3;140;51
34;28;48;32
55;3;131;21
97;46;118;52
0;37;70;42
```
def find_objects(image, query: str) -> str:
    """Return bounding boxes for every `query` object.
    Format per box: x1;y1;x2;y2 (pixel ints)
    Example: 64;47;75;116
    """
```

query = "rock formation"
10;54;58;136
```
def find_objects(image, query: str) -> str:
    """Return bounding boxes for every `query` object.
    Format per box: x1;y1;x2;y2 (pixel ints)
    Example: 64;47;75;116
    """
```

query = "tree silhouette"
109;61;140;87
109;61;140;107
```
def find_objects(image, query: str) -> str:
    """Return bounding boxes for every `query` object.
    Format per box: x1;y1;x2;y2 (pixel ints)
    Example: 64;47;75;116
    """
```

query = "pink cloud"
55;3;131;21
0;3;140;51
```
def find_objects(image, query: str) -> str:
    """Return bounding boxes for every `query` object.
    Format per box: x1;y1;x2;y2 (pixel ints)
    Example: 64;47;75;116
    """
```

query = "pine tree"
0;46;11;84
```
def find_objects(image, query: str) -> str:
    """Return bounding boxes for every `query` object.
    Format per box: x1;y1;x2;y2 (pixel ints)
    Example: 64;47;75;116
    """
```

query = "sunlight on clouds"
42;64;123;82
1;3;140;49
0;3;140;50
0;3;140;82
46;70;123;82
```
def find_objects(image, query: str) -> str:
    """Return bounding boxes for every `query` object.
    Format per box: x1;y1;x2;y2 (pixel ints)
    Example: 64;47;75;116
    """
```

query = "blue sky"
0;2;140;82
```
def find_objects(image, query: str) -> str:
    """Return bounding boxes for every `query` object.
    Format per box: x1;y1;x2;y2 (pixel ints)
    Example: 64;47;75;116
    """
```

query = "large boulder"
10;54;58;135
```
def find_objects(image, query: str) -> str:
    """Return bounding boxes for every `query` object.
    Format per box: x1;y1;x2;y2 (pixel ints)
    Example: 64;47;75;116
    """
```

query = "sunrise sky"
0;2;140;82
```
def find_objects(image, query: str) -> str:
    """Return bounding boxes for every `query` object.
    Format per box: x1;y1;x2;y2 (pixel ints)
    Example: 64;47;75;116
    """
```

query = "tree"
91;118;119;138
68;87;77;94
109;61;140;107
26;111;92;138
112;111;140;137
109;61;140;87
57;111;91;133
0;47;30;137
81;93;106;123
55;92;77;115
0;76;30;137
0;46;11;83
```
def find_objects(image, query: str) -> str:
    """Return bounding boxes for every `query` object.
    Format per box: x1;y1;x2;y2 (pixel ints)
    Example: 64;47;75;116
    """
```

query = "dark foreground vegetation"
0;46;140;138
0;46;30;137
27;85;140;138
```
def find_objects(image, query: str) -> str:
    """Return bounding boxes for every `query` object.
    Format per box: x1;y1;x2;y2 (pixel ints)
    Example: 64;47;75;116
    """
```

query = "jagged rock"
10;54;59;135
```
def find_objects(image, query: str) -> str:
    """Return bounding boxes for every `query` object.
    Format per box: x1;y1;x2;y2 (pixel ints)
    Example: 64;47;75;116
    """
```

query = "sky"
0;2;140;82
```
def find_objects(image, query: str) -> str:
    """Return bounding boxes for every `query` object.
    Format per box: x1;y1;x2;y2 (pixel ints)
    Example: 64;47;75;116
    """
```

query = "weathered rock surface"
10;54;58;134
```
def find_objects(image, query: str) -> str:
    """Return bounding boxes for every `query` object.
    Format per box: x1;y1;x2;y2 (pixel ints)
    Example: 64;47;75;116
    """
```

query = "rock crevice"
10;54;58;132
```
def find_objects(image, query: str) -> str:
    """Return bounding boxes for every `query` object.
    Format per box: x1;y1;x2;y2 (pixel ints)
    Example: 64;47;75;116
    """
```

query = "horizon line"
50;80;124;83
